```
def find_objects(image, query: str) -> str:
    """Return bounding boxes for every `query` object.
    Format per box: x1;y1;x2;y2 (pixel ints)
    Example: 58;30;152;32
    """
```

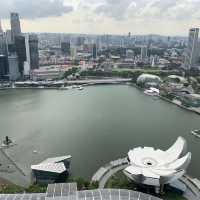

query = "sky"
0;0;200;36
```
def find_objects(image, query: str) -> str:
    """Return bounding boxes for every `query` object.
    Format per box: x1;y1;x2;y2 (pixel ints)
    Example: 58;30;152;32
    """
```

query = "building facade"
61;42;71;55
29;34;39;70
184;28;199;70
0;55;9;80
141;46;148;61
15;35;26;74
10;12;21;43
8;55;20;81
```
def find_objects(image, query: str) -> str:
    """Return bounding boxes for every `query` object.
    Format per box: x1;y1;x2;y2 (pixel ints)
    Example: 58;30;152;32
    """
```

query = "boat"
78;86;84;90
144;87;159;96
33;150;38;154
191;129;200;139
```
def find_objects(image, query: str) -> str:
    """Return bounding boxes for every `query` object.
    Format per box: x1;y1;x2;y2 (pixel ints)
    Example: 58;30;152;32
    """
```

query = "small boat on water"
78;86;84;90
191;129;200;139
144;87;159;96
33;150;38;154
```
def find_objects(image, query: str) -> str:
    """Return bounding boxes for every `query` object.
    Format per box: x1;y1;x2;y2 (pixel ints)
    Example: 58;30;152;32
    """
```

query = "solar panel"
46;184;56;197
0;184;163;200
54;184;62;197
5;194;15;200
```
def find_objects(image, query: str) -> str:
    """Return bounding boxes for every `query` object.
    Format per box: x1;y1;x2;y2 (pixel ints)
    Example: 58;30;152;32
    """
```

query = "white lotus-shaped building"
124;137;191;186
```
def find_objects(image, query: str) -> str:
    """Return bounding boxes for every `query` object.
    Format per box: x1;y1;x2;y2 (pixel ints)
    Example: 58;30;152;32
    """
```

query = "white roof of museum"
31;155;71;173
31;163;66;173
124;137;191;186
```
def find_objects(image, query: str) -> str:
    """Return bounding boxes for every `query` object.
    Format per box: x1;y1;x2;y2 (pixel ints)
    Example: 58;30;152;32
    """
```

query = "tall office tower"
15;35;26;74
0;32;8;56
61;42;71;55
24;34;39;75
8;55;20;81
141;46;148;61
92;44;97;59
0;19;3;33
6;30;12;44
10;12;21;43
29;34;39;70
0;55;9;80
184;28;199;69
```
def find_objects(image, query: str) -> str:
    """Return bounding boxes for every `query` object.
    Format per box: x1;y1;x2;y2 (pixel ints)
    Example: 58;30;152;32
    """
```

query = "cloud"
0;0;73;19
94;0;134;20
89;0;200;21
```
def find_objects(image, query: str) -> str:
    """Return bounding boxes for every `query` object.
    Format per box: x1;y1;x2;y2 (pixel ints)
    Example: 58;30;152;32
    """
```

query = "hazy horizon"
1;0;200;36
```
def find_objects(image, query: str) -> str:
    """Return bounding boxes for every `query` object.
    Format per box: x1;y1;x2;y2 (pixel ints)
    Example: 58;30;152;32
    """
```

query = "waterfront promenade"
91;157;200;200
91;158;128;188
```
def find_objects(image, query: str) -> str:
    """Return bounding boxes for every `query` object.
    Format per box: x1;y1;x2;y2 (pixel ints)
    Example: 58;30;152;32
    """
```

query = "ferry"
144;87;159;96
191;129;200;139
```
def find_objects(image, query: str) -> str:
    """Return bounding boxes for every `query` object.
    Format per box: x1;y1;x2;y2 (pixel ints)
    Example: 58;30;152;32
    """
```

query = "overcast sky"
1;0;200;36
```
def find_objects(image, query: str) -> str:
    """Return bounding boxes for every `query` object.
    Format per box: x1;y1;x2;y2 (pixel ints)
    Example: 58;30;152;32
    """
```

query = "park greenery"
0;177;98;194
105;171;187;200
0;184;46;194
0;174;188;200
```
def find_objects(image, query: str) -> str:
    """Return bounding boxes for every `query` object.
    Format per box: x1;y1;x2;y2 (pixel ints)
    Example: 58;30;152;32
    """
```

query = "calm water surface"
0;85;199;181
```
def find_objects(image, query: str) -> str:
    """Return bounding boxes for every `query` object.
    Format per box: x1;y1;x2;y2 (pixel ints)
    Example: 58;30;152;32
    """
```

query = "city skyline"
0;0;200;36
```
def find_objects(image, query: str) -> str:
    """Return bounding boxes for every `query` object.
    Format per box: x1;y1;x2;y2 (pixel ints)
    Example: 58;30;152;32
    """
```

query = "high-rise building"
0;32;7;55
10;12;21;43
29;34;39;70
0;55;9;80
141;46;148;61
24;34;39;75
92;44;97;59
0;19;3;33
61;42;70;55
8;55;20;81
6;30;12;45
24;34;31;75
184;28;199;69
15;35;26;74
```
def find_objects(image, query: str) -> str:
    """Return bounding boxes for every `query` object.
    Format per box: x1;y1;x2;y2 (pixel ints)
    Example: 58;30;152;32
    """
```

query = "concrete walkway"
91;157;128;188
91;157;200;200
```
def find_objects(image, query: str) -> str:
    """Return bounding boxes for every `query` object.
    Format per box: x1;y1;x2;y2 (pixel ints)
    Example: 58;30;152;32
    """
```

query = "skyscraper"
8;55;20;81
0;19;3;33
0;32;7;55
0;55;9;80
184;28;199;69
15;35;26;74
92;44;97;59
24;34;39;75
10;12;21;43
141;46;148;61
29;34;39;70
61;42;71;55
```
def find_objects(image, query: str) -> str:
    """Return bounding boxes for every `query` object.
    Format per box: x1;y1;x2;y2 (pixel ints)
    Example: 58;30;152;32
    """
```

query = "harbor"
0;85;199;183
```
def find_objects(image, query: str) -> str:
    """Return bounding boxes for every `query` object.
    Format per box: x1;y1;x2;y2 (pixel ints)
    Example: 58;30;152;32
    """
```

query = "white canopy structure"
124;137;191;187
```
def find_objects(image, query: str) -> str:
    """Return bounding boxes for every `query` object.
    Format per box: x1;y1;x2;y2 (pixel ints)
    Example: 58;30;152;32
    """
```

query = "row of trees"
0;177;98;194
